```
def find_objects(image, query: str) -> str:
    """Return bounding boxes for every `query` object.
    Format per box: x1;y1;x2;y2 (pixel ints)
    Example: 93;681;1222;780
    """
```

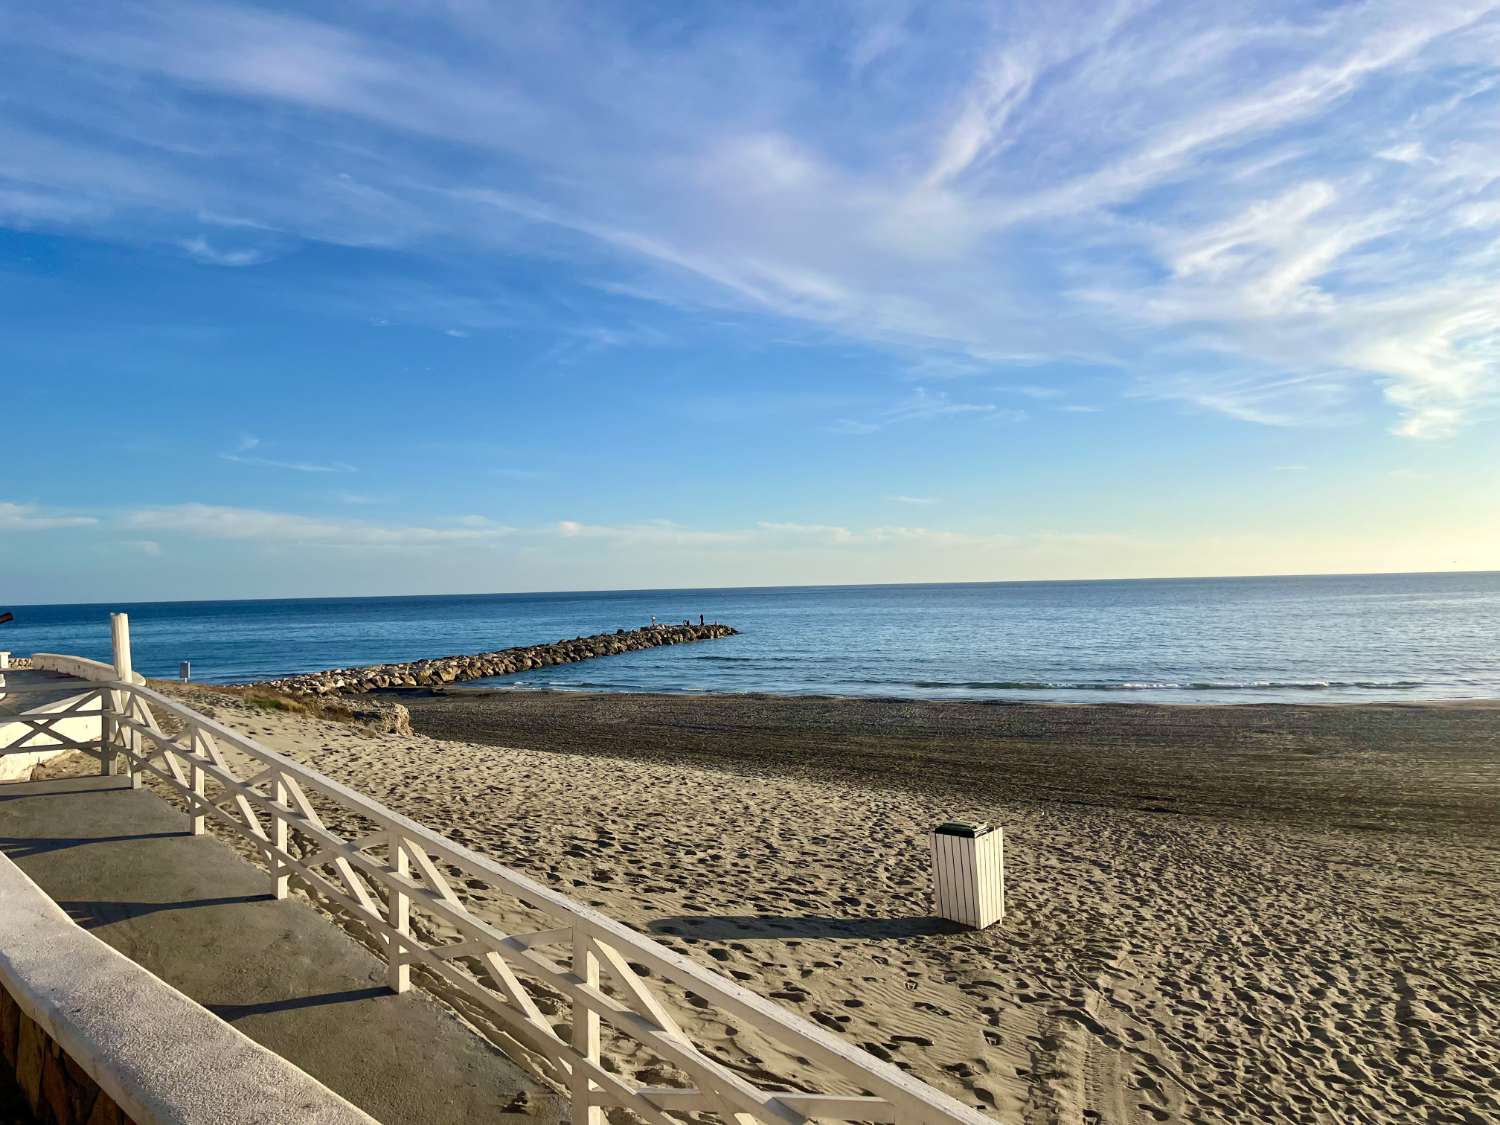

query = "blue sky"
3;1;1499;602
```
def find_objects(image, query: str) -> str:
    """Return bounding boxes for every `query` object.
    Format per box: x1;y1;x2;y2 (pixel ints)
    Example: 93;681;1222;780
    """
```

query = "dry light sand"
137;687;1498;1125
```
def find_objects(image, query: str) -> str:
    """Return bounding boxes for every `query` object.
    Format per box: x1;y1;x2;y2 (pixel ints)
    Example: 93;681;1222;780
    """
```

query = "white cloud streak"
180;236;269;267
0;501;98;531
124;503;514;547
834;387;1020;433
219;454;358;474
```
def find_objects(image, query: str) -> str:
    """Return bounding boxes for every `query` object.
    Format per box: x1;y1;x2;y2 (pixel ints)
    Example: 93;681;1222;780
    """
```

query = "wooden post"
187;726;206;836
110;614;138;785
571;928;603;1125
272;778;291;900
99;690;116;776
387;831;410;994
110;613;133;682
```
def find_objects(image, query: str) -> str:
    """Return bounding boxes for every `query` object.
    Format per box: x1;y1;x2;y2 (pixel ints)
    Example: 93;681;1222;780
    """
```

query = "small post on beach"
179;661;191;682
930;821;1004;929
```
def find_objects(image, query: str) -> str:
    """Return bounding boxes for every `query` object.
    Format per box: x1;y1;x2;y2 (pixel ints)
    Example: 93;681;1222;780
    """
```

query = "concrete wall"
0;849;376;1124
1;982;136;1124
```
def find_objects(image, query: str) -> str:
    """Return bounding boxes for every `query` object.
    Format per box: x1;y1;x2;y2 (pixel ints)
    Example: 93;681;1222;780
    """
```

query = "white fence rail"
62;680;994;1125
0;687;108;757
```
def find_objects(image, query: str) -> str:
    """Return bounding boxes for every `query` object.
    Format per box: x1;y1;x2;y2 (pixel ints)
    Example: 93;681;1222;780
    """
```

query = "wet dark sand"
384;689;1500;835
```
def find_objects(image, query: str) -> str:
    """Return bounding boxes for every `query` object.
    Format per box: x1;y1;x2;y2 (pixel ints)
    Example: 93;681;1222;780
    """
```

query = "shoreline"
379;687;1500;834
430;682;1500;708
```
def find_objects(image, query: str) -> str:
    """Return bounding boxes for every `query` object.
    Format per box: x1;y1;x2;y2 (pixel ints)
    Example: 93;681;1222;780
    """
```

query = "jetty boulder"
251;623;738;698
318;697;414;735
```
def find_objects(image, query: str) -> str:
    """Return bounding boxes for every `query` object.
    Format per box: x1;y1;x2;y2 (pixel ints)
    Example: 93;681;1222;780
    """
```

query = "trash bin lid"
935;820;991;837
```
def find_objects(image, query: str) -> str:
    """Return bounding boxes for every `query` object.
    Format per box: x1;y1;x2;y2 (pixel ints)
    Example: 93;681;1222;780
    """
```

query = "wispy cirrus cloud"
834;387;1021;433
885;387;1005;424
3;1;1499;437
220;453;358;473
219;434;356;474
180;236;270;267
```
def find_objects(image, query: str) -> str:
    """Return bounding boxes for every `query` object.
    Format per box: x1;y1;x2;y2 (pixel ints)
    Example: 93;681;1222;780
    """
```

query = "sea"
5;572;1499;704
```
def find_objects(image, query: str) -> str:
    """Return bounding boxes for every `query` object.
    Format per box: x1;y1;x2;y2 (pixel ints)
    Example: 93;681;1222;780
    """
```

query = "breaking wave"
903;679;1428;692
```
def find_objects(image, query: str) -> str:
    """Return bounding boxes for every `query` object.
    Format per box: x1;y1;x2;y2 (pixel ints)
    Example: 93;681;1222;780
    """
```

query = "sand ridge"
136;688;1499;1124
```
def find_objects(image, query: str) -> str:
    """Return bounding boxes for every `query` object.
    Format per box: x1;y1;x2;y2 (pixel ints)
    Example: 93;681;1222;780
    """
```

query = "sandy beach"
125;687;1499;1124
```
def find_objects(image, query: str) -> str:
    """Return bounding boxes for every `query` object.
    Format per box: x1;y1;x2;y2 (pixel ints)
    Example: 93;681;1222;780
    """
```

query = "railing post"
99;689;116;777
571;928;603;1125
110;616;139;787
187;725;205;836
387;832;410;994
110;613;133;682
272;778;290;900
123;691;142;788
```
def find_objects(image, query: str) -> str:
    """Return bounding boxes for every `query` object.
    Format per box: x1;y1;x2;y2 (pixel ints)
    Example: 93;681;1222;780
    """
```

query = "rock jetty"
252;623;738;697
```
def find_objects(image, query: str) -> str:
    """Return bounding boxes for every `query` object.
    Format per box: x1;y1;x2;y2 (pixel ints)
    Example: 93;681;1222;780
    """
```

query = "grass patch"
242;691;311;714
148;679;361;725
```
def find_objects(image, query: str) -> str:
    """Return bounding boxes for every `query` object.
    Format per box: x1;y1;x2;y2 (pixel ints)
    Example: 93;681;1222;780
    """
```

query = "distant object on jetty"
253;623;738;696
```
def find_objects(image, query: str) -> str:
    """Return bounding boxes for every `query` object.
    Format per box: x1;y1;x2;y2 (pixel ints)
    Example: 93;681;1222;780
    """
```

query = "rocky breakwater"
253;623;738;697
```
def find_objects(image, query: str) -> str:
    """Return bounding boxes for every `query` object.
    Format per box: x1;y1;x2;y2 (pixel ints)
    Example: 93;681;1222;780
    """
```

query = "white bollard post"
930;821;1005;929
0;650;8;689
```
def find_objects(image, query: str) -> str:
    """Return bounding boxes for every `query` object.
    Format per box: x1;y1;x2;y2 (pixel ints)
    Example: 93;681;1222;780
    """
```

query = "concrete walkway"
0;775;565;1125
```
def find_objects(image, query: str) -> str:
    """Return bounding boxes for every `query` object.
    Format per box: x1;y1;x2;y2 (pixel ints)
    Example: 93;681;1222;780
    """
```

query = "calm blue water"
5;573;1499;704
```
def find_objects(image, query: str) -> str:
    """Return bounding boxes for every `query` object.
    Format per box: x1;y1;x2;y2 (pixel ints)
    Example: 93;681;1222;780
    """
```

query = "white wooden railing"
0;685;108;757
70;679;994;1125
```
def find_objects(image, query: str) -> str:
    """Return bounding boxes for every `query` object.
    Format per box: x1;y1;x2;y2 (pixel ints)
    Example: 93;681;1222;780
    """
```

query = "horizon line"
11;566;1498;610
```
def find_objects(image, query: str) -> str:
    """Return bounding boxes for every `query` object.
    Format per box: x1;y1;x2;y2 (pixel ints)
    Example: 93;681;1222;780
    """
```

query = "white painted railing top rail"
96;680;996;1125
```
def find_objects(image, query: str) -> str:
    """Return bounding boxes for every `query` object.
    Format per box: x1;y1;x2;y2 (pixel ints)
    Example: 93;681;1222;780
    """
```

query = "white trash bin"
930;821;1004;929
